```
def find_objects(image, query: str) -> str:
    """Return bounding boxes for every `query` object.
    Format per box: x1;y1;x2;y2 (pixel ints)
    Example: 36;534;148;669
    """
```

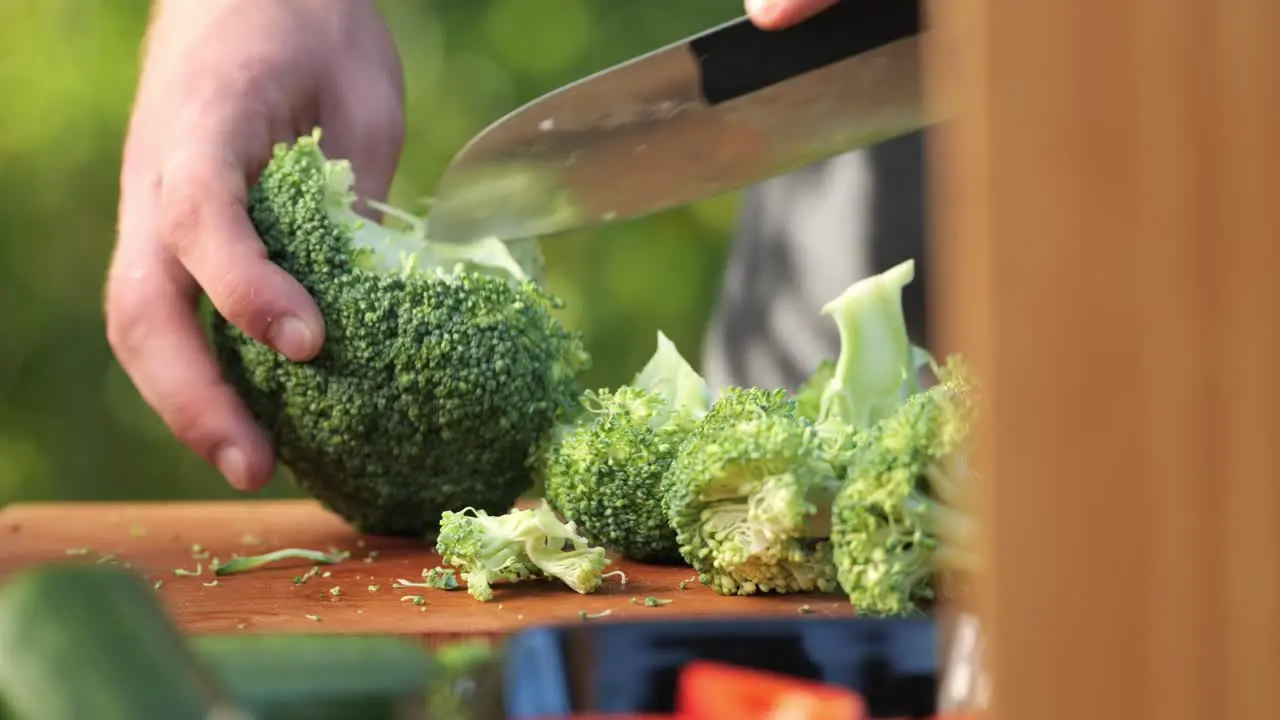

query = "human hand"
104;0;405;491
745;0;841;29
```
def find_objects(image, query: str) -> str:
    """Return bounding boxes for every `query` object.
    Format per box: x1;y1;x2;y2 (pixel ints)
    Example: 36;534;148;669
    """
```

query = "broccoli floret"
793;360;834;423
211;129;590;537
815;259;931;429
543;331;709;563
421;567;459;590
809;260;934;475
435;502;610;602
830;356;977;616
661;387;841;595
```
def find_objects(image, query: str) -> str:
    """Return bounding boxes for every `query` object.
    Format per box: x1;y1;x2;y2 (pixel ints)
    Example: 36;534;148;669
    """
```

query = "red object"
675;661;867;720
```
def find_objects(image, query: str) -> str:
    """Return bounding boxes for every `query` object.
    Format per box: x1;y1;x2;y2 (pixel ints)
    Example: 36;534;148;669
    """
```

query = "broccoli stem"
818;259;926;430
213;549;347;576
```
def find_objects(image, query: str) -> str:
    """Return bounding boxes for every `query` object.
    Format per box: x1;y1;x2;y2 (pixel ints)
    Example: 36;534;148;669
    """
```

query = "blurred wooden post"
924;0;1279;718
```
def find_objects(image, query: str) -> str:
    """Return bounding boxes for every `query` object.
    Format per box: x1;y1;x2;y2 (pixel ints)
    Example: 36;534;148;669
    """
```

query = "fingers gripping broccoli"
662;388;842;595
543;331;709;563
435;502;610;602
211;130;590;537
830;357;977;616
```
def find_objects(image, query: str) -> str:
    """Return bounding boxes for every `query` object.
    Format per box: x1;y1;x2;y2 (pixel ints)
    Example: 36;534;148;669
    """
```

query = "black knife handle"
689;0;921;105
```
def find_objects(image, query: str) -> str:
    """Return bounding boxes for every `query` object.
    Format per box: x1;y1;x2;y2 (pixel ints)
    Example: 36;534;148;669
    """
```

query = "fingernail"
214;444;248;489
746;0;777;19
268;316;316;358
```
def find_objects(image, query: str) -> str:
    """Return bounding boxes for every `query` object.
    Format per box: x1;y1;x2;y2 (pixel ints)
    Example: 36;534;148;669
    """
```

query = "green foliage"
0;0;741;506
212;131;589;536
542;331;709;563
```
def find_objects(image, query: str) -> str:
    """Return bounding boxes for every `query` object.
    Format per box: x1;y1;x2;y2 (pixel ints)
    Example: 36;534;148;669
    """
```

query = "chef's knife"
426;0;928;245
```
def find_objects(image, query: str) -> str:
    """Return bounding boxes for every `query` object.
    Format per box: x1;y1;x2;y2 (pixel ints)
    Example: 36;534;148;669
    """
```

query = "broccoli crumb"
173;562;203;577
421;567;460;590
191;544;210;559
236;623;248;630
64;547;90;556
305;614;322;622
400;595;426;606
95;553;119;565
602;570;628;585
240;533;262;545
153;580;164;590
396;568;459;591
631;596;672;607
368;584;381;592
578;609;612;621
797;605;814;614
329;586;342;596
202;580;220;587
292;566;325;585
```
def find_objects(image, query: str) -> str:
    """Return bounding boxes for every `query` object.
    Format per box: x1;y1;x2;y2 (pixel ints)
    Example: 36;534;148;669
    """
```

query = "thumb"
320;73;406;214
746;0;840;29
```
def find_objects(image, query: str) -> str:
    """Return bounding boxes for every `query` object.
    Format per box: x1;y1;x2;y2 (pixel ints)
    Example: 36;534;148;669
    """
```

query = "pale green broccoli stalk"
542;331;709;563
435;502;610;602
807;259;934;475
830;356;977;616
661;388;841;595
211;129;590;537
816;259;932;429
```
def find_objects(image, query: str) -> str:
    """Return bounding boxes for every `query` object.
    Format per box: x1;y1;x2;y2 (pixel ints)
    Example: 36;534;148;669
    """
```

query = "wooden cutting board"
0;499;853;643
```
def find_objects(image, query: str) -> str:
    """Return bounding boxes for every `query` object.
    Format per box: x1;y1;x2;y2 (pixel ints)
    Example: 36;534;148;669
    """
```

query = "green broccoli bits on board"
435;502;610;602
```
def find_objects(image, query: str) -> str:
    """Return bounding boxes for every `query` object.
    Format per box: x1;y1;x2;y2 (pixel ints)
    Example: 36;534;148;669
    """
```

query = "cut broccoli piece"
830;356;977;616
662;387;841;595
793;359;834;423
422;567;459;590
543;331;709;563
659;261;941;596
809;260;934;476
435;502;610;602
211;129;590;537
815;259;931;430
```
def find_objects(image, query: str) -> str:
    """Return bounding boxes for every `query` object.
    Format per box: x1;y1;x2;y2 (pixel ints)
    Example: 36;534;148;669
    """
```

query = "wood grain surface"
0;500;853;642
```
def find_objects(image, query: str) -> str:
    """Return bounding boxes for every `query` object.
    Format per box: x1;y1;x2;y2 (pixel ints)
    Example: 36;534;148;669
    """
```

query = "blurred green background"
0;0;747;505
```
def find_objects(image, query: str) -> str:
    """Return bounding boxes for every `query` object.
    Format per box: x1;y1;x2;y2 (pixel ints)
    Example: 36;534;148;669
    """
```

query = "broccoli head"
661;387;841;595
543;331;709;563
435;502;610;602
830;356;977;616
211;129;591;537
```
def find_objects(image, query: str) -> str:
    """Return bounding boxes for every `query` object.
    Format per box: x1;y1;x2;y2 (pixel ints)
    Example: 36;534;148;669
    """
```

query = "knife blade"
426;0;928;245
